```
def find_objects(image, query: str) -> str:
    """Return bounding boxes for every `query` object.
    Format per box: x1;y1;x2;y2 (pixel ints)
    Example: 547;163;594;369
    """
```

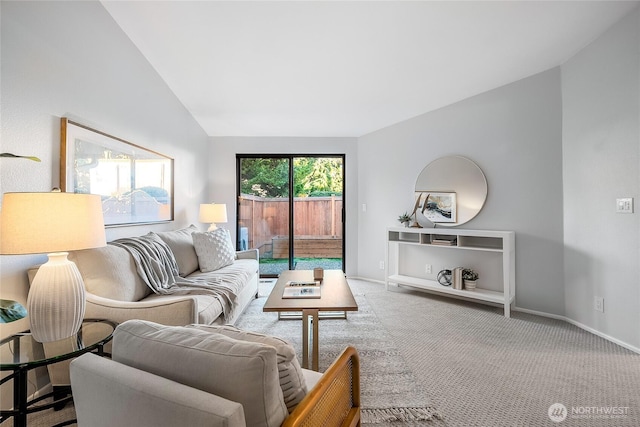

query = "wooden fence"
238;194;343;258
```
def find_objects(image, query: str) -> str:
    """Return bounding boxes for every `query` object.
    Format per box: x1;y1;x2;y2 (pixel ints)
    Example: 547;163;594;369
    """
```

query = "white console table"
385;227;515;317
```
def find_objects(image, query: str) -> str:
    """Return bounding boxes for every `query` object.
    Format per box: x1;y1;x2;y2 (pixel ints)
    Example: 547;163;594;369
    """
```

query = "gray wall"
562;8;640;349
357;69;565;316
0;0;209;342
207;137;359;277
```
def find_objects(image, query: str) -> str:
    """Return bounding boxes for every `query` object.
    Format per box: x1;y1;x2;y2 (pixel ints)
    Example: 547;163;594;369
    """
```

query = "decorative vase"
464;279;477;290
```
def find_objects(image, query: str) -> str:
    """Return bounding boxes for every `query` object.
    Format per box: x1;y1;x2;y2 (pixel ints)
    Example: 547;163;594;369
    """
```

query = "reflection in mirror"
414;156;487;227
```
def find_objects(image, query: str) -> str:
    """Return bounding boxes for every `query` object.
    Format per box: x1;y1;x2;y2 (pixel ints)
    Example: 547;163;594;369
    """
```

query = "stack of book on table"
282;281;321;299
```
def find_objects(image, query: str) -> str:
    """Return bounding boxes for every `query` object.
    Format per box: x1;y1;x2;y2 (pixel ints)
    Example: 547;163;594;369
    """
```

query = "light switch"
616;198;633;213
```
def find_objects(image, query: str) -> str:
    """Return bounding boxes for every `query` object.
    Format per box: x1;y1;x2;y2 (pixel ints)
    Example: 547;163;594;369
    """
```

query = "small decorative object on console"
437;269;452;286
462;268;479;290
409;194;424;228
420;192;457;223
452;267;463;290
398;212;411;227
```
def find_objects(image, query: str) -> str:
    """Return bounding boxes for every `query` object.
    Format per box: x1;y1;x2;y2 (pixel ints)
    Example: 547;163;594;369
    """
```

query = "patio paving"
259;259;343;276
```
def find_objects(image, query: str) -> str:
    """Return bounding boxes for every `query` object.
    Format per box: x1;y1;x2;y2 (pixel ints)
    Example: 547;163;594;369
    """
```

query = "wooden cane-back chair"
283;346;360;427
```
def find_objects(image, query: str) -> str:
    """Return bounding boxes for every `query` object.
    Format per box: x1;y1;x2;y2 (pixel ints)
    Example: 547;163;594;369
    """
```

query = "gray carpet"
8;397;76;427
236;279;443;425
358;279;640;427
22;278;640;427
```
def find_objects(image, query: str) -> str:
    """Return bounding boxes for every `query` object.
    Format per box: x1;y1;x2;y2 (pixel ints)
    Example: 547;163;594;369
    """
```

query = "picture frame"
415;191;457;223
61;118;174;227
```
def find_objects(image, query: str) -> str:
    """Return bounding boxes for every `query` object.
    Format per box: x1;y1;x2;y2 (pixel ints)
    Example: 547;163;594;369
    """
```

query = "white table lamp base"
27;252;86;343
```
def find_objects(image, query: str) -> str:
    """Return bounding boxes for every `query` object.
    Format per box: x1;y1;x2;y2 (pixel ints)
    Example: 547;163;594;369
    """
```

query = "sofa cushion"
143;293;224;325
188;324;308;413
155;225;200;276
113;320;288;427
69;245;150;302
192;228;236;272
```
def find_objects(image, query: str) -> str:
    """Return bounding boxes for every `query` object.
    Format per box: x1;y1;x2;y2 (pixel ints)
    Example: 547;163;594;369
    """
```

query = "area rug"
236;280;443;425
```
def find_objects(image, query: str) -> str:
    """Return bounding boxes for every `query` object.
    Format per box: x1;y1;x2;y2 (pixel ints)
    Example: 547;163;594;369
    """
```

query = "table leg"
53;385;72;410
300;309;321;371
14;368;27;427
301;310;310;369
311;310;319;372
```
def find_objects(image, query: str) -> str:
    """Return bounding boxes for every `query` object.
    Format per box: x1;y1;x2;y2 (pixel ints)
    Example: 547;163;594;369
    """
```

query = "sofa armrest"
236;249;259;261
71;353;246;427
85;293;198;326
283;346;360;427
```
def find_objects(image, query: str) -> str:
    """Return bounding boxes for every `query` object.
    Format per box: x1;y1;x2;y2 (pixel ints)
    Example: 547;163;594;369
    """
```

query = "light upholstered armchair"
70;320;360;427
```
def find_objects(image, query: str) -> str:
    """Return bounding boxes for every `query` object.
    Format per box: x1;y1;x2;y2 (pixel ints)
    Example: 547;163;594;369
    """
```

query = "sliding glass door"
237;155;344;277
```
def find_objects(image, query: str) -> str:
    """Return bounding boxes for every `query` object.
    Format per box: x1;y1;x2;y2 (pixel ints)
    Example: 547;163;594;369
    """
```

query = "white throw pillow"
192;228;236;272
188;324;308;413
155;225;200;276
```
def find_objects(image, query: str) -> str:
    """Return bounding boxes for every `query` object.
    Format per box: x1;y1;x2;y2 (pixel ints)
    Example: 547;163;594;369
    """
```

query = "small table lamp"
0;192;106;342
199;203;228;231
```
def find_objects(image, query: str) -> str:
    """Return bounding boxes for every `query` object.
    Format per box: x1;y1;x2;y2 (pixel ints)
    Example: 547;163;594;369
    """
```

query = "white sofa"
70;320;361;427
30;225;260;327
28;225;259;390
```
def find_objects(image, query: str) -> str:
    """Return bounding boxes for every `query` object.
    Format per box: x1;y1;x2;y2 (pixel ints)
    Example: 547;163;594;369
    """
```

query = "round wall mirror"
414;156;487;227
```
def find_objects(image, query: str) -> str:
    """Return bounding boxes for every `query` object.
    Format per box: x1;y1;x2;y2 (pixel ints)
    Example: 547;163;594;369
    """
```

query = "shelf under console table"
385;227;515;317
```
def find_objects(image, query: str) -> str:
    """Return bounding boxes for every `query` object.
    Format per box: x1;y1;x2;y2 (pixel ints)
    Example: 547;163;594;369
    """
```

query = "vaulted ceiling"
102;1;638;137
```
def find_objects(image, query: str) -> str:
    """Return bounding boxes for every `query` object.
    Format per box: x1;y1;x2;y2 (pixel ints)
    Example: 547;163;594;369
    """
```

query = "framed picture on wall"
415;191;457;223
61;118;174;226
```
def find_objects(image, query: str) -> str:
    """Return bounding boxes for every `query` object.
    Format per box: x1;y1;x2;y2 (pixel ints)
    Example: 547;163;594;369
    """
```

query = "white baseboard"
348;275;385;285
514;306;640;355
512;306;566;320
565;318;640;354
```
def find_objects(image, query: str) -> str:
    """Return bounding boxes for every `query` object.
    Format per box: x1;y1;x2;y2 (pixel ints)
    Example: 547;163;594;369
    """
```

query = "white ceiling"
101;1;639;137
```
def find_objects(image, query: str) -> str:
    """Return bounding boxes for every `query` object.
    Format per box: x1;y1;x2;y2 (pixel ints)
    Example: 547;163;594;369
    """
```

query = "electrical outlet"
616;198;633;213
425;264;432;274
594;296;604;313
379;261;385;270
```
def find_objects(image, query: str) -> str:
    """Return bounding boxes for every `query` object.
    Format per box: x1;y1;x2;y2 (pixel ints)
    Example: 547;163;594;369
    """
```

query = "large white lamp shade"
0;192;106;342
199;203;228;231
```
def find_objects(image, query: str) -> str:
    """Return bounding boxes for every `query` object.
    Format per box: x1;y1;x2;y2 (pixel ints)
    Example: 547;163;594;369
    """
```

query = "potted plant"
462;268;478;290
398;212;411;227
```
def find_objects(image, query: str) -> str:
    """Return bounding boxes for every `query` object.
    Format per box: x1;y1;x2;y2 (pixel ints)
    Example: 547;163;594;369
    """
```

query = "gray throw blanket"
109;233;238;322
